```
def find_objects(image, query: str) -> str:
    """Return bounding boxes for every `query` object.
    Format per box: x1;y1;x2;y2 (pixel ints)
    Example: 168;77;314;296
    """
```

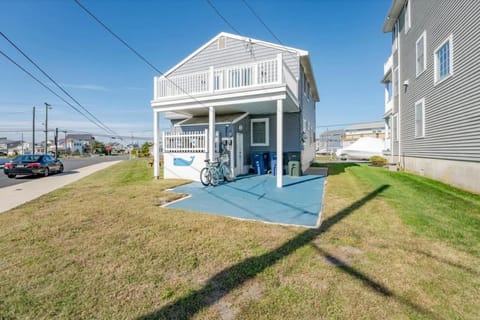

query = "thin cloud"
61;83;109;92
125;86;146;91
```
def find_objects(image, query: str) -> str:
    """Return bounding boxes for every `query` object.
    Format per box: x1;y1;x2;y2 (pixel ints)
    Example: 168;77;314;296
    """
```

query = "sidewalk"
0;161;121;214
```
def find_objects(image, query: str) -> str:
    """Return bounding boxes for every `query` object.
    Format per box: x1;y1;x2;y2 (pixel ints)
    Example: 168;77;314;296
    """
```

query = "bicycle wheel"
222;164;233;182
200;167;211;186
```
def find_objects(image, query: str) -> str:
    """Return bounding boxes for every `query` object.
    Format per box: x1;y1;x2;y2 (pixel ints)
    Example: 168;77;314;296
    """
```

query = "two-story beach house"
151;32;319;188
381;0;480;193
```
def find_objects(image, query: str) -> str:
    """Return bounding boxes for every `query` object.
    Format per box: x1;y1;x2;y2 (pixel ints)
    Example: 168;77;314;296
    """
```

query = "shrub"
370;156;387;167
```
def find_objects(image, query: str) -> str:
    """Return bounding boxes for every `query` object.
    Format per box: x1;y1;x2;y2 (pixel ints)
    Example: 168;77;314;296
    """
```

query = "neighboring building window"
404;1;411;34
393;67;399;96
251;118;269;146
392;23;399;51
415;98;425;138
434;35;453;84
416;31;426;76
392;115;398;142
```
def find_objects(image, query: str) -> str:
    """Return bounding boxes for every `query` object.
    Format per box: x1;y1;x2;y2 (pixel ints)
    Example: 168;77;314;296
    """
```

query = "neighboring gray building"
381;0;480;193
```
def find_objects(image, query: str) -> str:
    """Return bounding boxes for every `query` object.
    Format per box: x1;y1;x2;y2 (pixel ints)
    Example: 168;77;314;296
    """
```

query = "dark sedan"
3;154;64;178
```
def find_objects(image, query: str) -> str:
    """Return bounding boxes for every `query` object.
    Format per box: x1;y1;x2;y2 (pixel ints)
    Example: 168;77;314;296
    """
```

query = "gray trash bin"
288;160;301;176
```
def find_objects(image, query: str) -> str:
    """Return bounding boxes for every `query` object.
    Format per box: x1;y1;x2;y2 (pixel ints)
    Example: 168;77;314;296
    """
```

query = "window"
392;115;398;142
416;31;426;76
415;98;425;138
404;1;411;34
393;67;399;96
218;36;227;49
251;118;269;146
434;35;453;84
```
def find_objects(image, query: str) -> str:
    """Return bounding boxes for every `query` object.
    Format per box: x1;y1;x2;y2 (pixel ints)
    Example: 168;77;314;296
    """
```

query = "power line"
241;0;283;45
74;0;213;112
205;0;242;35
0;32;118;137
0;49;116;135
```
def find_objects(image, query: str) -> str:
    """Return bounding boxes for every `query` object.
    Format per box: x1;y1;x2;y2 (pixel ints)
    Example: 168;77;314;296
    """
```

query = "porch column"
276;99;283;188
208;106;215;161
153;109;160;179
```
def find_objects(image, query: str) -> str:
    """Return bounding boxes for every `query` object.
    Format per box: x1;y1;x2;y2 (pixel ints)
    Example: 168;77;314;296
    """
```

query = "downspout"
397;23;402;166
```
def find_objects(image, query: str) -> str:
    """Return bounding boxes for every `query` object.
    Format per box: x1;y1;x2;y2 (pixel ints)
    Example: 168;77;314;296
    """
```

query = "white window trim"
414;98;425;138
434;34;454;86
250;118;269;146
393;66;399;97
415;31;427;77
404;1;411;34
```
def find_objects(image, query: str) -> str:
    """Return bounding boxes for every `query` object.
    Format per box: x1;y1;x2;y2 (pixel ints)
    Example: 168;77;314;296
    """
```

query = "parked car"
0;158;11;169
3;154;63;178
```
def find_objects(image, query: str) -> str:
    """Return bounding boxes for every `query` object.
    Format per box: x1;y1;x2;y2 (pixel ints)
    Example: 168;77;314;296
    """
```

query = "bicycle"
200;154;233;186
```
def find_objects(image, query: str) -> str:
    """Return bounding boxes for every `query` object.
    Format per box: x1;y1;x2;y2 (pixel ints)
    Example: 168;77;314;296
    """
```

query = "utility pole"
32;106;36;155
55;128;58;159
44;102;51;154
21;132;24;154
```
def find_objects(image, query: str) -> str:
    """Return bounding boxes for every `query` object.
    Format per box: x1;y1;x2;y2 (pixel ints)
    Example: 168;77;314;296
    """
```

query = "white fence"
162;130;208;153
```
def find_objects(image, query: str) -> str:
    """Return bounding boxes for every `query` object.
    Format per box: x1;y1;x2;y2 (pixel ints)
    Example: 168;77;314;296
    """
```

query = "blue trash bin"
252;152;266;175
269;152;278;176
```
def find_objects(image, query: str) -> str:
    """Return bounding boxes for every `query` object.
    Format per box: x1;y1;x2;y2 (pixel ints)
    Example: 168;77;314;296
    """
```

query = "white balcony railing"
154;54;297;101
385;99;393;113
384;54;393;76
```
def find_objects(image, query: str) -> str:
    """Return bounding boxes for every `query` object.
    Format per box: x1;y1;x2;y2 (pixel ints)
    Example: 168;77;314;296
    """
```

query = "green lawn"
0;160;479;319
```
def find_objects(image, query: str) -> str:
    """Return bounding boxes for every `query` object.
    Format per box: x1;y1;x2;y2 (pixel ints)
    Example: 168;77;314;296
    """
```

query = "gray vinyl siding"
169;37;300;78
398;0;480;162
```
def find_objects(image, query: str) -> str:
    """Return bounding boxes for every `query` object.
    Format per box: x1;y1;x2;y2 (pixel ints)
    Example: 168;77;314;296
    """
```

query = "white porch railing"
162;130;208;153
155;55;297;100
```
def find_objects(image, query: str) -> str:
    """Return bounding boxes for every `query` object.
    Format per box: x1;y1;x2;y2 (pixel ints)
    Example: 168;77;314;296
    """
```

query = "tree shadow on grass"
137;184;436;319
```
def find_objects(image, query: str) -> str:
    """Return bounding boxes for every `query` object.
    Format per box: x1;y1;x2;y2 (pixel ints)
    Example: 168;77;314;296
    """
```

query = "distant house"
0;139;30;156
151;32;319;188
342;121;385;148
381;0;480;193
65;134;93;154
317;129;343;154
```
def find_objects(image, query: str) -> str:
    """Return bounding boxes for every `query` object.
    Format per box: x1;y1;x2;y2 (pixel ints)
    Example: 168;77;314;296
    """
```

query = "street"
0;155;126;188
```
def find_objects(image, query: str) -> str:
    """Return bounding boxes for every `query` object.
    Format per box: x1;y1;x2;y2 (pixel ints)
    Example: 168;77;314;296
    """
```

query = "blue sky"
0;0;391;143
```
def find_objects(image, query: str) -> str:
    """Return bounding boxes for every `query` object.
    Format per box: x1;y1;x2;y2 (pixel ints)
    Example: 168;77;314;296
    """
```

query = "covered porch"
153;89;299;189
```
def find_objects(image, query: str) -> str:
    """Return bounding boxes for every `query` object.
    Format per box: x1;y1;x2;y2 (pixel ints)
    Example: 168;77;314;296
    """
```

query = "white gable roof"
162;32;319;102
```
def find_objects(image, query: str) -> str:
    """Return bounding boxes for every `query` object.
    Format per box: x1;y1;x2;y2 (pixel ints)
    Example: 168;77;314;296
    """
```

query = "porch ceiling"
163;95;298;119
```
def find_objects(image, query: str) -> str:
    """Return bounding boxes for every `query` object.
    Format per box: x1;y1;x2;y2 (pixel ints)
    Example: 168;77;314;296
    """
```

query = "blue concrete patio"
165;173;326;227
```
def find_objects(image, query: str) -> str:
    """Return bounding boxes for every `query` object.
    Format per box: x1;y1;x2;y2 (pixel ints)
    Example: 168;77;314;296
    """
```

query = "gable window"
218;36;227;49
415;98;425;138
416;31;426;76
434;35;453;85
404;1;411;34
251;118;269;146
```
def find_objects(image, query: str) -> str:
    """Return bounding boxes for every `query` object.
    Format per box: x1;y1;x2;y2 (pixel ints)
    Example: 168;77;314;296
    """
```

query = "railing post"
209;66;215;93
277;53;283;84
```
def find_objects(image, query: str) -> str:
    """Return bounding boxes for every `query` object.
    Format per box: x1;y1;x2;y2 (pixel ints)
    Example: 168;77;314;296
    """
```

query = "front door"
235;132;244;176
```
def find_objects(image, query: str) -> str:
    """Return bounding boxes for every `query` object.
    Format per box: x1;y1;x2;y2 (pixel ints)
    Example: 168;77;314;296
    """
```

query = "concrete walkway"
0;161;122;214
